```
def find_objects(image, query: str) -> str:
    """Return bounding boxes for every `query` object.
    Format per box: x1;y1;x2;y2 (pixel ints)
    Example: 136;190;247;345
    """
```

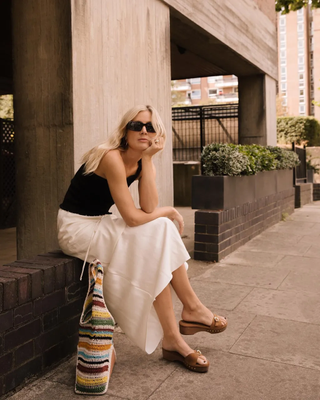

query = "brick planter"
192;170;295;262
0;252;86;396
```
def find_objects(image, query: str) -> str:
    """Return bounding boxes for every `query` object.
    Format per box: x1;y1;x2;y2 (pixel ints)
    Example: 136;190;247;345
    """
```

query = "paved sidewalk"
6;202;320;399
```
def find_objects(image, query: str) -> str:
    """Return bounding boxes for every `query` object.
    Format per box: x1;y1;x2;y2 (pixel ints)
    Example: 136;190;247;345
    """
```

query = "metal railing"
0;118;15;228
172;104;238;161
292;143;307;185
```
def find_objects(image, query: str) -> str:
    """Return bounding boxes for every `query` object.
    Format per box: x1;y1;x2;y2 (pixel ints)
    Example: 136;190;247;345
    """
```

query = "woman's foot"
180;304;227;334
162;336;208;366
162;348;209;373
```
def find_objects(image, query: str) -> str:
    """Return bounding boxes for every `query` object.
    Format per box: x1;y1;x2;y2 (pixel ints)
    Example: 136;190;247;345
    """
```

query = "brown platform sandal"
179;314;227;335
162;348;209;373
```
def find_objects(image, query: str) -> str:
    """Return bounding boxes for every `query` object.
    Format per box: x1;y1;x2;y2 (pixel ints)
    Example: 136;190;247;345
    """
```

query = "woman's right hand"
168;207;184;235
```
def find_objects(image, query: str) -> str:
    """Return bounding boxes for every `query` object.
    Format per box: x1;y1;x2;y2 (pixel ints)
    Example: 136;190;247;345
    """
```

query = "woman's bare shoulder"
96;149;124;178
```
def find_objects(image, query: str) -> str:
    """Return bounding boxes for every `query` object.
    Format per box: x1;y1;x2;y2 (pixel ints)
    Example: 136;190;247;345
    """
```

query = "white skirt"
57;209;190;354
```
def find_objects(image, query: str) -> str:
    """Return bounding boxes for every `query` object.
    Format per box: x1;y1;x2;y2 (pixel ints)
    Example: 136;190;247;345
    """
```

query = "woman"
57;105;227;374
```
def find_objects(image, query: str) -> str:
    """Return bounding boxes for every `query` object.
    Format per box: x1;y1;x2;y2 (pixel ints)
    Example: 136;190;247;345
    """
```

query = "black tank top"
60;160;142;216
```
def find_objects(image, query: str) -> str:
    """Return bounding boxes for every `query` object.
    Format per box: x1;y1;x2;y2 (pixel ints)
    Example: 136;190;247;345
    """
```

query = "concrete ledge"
194;188;295;262
0;251;86;397
294;183;313;208
313;183;320;201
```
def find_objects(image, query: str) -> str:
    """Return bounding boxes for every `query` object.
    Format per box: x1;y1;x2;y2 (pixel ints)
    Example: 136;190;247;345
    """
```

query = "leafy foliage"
275;0;320;14
266;146;300;170
201;144;250;176
277;117;320;146
201;143;300;176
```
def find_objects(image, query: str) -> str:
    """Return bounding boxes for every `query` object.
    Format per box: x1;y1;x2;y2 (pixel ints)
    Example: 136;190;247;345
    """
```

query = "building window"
298;65;304;72
298;32;304;39
189;78;201;85
299;105;305;115
281;67;286;74
281;83;287;91
298;24;304;32
299;97;305;103
191;90;201;99
280;41;286;49
282;98;287;106
298;47;304;55
208;89;217;98
299;80;305;88
280;50;286;58
298;56;304;65
297;16;304;23
297;8;304;16
300;89;304;96
299;73;304;80
279;16;286;26
280;26;286;33
281;74;287;82
298;40;304;48
280;58;286;66
280;34;286;43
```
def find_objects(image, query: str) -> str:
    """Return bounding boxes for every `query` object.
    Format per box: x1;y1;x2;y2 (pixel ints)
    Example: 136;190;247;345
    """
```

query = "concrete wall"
165;0;277;80
71;0;172;208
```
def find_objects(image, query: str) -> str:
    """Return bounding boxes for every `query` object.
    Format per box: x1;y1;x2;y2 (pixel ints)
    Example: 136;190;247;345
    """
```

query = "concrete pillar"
238;74;277;146
13;0;172;258
70;0;172;209
12;0;73;259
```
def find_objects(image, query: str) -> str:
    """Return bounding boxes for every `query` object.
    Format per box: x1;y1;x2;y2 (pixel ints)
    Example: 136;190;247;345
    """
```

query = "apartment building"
171;75;239;106
278;6;320;119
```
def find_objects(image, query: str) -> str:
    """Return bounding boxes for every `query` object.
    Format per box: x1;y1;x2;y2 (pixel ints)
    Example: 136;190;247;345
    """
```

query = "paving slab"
278;267;320;293
298;234;320;244
235;287;320;324
220;250;285;268
192;263;290;289
187;280;253;311
230;315;320;370
277;254;320;270
304;244;320;258
239;237;312;256
267;220;320;236
248;230;303;245
148;350;320;400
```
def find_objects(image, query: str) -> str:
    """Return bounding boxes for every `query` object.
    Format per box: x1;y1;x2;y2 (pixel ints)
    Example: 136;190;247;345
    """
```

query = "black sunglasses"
126;121;156;133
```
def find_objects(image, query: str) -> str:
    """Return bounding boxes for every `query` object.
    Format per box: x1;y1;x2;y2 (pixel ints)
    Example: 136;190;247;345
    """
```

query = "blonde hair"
81;105;167;174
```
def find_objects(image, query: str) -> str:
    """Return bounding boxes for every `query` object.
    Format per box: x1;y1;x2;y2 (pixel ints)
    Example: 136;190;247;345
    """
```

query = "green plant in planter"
201;143;300;176
238;144;277;174
201;143;250;176
267;146;300;169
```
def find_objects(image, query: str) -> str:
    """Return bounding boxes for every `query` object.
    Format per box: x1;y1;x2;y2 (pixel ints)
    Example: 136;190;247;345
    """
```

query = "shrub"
201;144;250;176
267;146;300;169
201;143;300;176
277;116;320;146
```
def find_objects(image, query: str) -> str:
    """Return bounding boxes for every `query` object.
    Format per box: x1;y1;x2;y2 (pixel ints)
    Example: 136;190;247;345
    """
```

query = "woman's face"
126;110;157;151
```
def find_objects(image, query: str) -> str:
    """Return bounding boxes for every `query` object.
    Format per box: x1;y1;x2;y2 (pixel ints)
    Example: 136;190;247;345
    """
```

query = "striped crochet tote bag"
75;259;115;395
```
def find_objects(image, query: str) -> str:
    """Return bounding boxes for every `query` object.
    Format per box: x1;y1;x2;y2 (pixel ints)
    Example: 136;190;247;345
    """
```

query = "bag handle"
80;217;103;281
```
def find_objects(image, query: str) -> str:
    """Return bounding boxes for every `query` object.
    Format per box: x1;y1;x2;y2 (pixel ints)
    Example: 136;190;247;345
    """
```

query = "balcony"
171;81;192;91
215;93;239;102
214;77;238;88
